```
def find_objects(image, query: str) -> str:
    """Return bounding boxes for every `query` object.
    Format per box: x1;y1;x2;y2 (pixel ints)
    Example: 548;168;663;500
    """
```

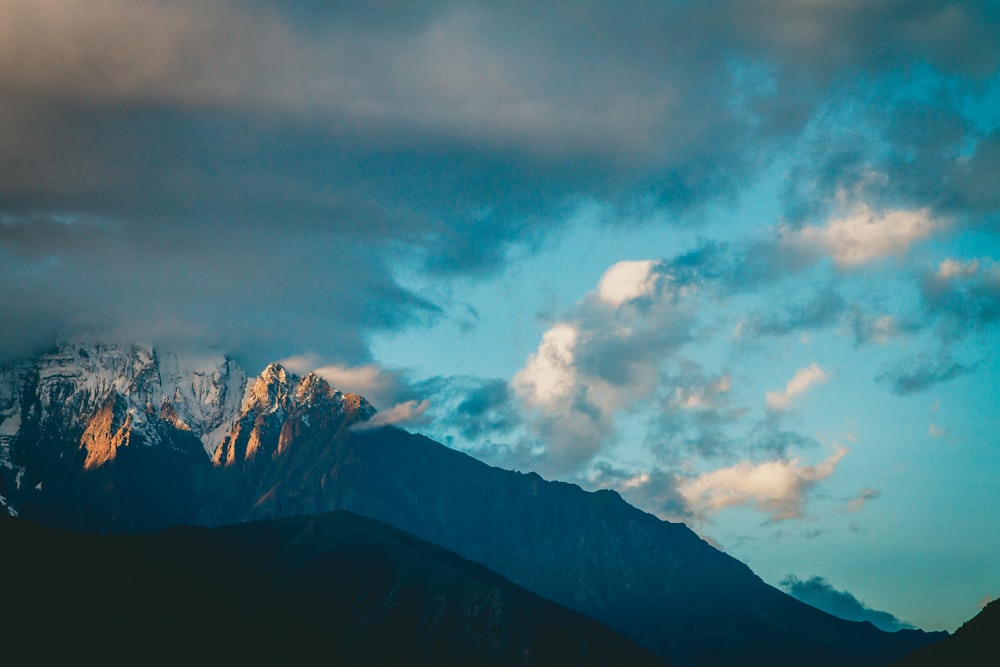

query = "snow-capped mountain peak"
0;342;381;518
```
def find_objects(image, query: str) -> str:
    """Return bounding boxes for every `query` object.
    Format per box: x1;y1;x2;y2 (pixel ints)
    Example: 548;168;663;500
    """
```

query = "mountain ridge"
0;342;946;667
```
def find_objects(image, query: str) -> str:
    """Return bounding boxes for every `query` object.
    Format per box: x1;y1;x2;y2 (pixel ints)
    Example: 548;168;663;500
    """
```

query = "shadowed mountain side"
0;351;945;667
893;599;997;666
214;424;945;667
0;512;669;667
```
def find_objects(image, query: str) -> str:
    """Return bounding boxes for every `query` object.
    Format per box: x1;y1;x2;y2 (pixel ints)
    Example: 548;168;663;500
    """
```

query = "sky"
1;0;998;633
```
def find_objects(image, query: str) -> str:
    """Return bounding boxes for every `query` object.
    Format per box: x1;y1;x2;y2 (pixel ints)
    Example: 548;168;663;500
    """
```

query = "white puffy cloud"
782;203;939;268
513;323;580;411
677;447;847;521
766;363;829;411
597;259;660;306
512;259;693;472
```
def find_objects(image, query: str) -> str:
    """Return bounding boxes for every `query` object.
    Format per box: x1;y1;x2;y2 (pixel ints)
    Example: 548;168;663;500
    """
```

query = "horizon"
1;0;998;633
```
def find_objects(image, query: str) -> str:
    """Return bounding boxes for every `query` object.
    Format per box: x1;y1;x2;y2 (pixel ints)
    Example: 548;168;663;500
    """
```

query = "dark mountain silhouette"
0;511;669;666
893;598;997;666
0;345;947;666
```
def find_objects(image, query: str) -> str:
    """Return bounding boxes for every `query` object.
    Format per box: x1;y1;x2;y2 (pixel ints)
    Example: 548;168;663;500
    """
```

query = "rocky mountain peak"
244;363;294;414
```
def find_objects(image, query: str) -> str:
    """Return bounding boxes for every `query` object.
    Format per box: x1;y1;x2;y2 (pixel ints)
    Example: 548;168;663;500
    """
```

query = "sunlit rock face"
213;363;373;467
0;342;248;530
0;342;374;531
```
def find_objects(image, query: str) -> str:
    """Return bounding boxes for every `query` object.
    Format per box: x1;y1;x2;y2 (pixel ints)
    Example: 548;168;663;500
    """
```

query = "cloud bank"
2;0;998;371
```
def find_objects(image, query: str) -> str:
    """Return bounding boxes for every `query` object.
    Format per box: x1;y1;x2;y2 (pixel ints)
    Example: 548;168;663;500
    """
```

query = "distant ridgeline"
0;343;947;667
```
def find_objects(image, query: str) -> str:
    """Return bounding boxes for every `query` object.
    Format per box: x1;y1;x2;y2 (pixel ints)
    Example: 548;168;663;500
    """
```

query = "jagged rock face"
0;343;373;531
210;362;375;521
213;363;374;467
0;343;249;531
0;342;247;456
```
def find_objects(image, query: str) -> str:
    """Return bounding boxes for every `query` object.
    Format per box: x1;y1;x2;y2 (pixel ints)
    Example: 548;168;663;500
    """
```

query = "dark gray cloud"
737;287;847;339
1;0;998;367
877;353;979;395
645;362;744;462
921;261;1000;339
781;574;914;632
440;377;523;442
848;307;924;346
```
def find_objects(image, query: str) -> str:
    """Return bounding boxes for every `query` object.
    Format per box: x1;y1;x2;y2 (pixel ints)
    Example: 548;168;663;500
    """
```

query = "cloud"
877;353;978;395
937;258;981;280
0;0;995;370
597;260;661;306
847;487;881;513
279;355;410;410
921;258;1000;340
671;372;732;411
353;399;431;431
645;362;748;462
736;287;846;339
848;309;921;345
781;203;939;268
766;363;830;411
513;260;694;472
780;575;913;632
447;378;522;442
676;447;847;521
929;422;948;438
588;463;689;521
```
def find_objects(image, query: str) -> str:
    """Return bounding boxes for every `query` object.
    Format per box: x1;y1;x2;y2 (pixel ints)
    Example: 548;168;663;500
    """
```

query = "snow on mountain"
0;341;379;521
0;340;377;468
1;341;248;455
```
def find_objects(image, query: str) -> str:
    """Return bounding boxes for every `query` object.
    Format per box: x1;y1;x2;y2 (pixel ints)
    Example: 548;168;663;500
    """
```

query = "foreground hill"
0;343;945;666
0;511;669;666
893;598;997;666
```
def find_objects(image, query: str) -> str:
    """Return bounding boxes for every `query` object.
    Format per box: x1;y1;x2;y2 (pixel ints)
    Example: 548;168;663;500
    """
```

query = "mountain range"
0;342;949;666
0;510;667;666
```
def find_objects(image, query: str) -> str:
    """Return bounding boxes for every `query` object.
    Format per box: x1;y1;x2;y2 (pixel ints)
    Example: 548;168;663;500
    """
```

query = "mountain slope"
219;423;944;667
0;511;669;666
0;343;945;667
893;599;997;666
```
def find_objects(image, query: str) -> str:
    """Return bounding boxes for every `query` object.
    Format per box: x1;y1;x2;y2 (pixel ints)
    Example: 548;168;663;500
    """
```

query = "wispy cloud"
921;258;1000;340
766;363;830;411
847;487;881;513
353;399;431;431
877;354;978;395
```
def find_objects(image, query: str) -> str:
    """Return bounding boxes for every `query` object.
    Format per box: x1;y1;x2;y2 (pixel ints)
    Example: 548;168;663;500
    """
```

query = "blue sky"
1;0;998;633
